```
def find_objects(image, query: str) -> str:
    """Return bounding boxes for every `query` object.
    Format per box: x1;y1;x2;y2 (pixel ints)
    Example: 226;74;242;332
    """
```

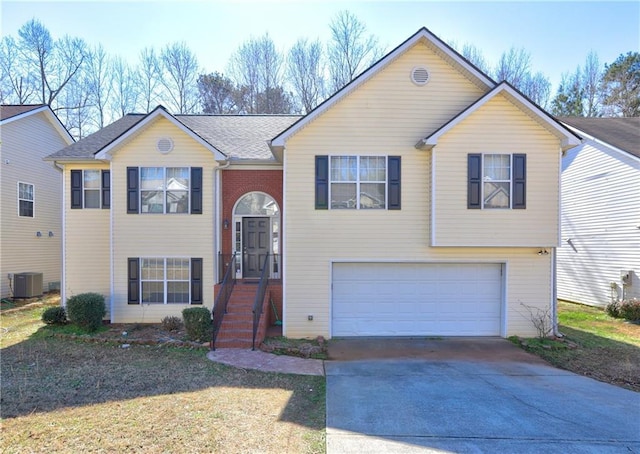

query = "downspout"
52;162;66;308
552;247;561;337
215;160;231;283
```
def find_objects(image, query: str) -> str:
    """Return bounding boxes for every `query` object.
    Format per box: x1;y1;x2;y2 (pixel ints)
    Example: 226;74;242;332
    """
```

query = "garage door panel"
332;263;502;337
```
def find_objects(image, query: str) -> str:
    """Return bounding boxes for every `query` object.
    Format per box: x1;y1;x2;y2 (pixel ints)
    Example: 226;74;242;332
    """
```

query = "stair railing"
211;252;236;351
252;252;271;350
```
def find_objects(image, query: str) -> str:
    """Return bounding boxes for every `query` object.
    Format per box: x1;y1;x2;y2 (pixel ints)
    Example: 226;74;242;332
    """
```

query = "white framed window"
330;156;386;209
140;167;190;214
83;170;101;208
18;182;34;217
141;258;190;304
482;154;511;209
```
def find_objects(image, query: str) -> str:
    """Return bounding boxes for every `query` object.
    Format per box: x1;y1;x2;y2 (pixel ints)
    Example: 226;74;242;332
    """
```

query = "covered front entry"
232;192;280;279
331;262;503;337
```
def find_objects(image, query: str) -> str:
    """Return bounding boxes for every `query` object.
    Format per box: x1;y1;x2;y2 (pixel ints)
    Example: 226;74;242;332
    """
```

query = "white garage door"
332;263;503;336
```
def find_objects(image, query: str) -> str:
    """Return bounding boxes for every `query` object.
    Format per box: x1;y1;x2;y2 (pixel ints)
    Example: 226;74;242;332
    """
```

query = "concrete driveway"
326;338;640;453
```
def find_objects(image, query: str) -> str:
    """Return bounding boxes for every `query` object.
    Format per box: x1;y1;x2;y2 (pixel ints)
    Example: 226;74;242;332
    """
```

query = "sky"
1;1;639;93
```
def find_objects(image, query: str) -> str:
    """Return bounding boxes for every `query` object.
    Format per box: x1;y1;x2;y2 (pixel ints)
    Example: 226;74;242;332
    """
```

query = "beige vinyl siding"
433;94;561;247
283;42;553;338
0;112;67;298
557;140;640;307
110;117;218;322
64;163;110;310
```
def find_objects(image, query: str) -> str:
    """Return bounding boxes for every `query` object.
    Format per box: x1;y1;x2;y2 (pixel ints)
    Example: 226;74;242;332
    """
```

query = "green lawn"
514;300;640;392
1;297;326;453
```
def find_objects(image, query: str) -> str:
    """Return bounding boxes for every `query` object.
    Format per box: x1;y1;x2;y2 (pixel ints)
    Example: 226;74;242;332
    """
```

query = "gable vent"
156;137;174;154
411;66;430;86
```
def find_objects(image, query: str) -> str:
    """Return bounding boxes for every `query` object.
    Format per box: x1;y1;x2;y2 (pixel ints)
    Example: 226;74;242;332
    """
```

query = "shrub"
161;315;183;331
606;301;621;318
66;293;106;332
619;298;640;321
182;307;211;342
42;306;67;325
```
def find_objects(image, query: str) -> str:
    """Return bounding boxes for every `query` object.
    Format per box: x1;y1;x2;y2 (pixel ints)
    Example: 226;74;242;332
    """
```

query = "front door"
243;217;269;278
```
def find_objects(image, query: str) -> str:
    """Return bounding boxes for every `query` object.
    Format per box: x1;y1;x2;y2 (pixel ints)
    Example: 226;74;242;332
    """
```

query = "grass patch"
1;297;326;453
262;336;328;360
515;301;640;392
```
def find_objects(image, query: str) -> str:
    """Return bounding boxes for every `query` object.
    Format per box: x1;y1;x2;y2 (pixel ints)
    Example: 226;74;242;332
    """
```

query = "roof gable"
95;106;226;160
416;82;582;152
1;104;74;145
270;27;496;152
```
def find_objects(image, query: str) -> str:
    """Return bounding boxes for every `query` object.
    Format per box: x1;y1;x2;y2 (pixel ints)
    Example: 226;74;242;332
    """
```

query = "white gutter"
552;247;561;337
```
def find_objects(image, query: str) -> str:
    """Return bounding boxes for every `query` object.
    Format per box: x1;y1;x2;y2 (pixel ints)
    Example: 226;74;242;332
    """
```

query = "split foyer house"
47;28;581;345
1;105;74;299
557;117;639;307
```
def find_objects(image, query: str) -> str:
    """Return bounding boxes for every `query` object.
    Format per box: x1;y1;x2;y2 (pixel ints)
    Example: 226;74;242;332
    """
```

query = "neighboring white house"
557;117;640;307
0;105;74;298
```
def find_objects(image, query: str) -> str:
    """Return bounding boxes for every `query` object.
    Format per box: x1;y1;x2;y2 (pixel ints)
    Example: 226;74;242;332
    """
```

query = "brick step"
213;339;253;349
227;301;257;310
222;313;254;322
215;329;253;340
220;320;253;330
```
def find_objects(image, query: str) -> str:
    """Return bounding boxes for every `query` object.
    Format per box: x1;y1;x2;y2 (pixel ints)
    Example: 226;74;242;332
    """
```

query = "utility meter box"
621;271;633;286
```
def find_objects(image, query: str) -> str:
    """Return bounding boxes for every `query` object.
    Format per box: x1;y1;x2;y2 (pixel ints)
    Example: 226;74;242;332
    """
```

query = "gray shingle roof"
0;104;45;121
46;112;301;162
559;117;640;159
46;114;146;160
177;115;300;161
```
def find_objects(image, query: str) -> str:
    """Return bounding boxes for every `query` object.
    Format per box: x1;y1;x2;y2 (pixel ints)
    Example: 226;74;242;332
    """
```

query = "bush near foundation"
606;298;640;321
42;306;67;325
66;293;106;332
182;307;211;342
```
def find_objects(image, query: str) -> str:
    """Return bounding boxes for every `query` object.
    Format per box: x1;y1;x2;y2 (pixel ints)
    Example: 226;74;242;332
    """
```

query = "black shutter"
71;170;83;209
468;154;482;209
512;154;526;209
387;156;401;210
190;167;203;214
101;170;110;209
315;155;329;209
191;258;203;304
126;167;139;214
127;258;140;304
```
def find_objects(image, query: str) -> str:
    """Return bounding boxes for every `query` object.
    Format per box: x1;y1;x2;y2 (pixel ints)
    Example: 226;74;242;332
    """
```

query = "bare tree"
582;51;601;117
460;43;491;75
58;70;92;139
494;47;531;87
0;36;38;103
287;38;325;113
85;44;113;128
228;33;290;114
17;19;87;107
111;56;138;116
159;41;200;114
327;10;382;93
522;72;552;108
136;47;161;113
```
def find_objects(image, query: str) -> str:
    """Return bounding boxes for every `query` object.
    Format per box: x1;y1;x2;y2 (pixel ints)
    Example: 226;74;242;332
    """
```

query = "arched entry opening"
232;192;280;279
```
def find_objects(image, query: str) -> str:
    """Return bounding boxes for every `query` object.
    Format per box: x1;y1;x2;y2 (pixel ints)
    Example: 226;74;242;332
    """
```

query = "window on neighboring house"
468;153;526;209
71;169;110;209
127;167;202;215
128;257;202;305
18;182;34;217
